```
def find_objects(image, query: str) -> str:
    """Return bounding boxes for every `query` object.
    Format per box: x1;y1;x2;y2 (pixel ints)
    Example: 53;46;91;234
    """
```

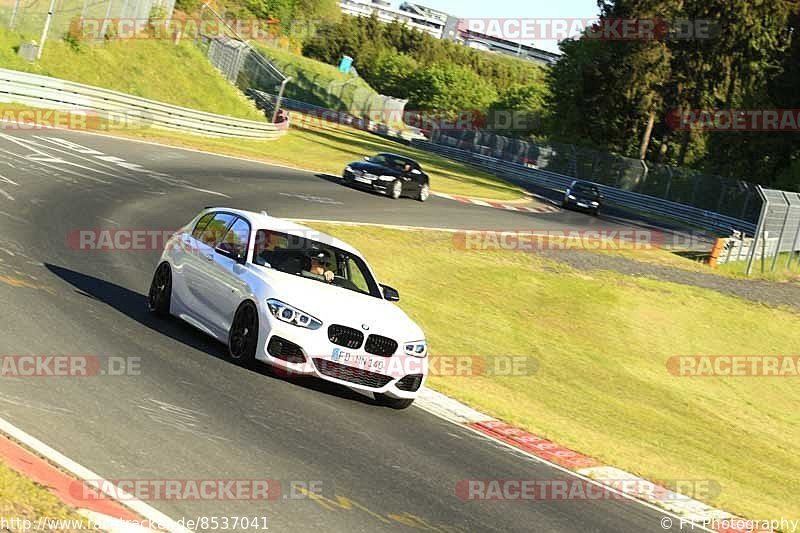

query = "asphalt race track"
0;129;682;532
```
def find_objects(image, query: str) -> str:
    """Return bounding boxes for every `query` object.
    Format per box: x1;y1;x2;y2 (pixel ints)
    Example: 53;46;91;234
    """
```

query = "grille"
328;325;364;349
396;374;424;392
365;335;398;357
267;336;306;363
313;359;393;389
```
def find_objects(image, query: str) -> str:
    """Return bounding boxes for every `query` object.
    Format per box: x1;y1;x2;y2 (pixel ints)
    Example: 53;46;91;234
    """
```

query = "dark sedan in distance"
562;180;603;216
343;153;430;201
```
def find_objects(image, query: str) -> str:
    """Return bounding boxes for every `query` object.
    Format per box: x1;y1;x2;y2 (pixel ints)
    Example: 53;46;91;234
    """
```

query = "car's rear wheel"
375;393;414;410
389;180;403;200
417;184;430;202
147;263;172;317
228;302;259;363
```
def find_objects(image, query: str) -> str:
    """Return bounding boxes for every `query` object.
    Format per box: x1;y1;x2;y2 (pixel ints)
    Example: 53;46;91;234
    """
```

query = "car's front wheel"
147;262;172;317
228;301;259;363
417;184;430;202
375;393;414;410
389;180;403;200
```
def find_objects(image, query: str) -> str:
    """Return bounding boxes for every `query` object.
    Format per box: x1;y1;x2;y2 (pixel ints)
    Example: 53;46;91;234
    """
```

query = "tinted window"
253;229;381;298
192;213;215;239
199;213;236;248
217;217;251;258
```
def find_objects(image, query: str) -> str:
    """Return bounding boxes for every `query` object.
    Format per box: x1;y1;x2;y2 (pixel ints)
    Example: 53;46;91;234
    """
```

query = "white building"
339;0;449;39
338;1;560;65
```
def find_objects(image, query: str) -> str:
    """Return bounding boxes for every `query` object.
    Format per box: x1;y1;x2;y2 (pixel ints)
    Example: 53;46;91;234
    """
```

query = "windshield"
572;182;600;196
370;154;412;171
253;229;382;298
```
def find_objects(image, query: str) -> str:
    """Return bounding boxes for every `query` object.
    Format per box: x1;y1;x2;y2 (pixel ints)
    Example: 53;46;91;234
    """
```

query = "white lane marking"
0;416;191;533
279;192;343;205
0;189;14;201
0;134;115;183
287;218;465;233
137;398;231;443
0;393;73;415
0;174;19;186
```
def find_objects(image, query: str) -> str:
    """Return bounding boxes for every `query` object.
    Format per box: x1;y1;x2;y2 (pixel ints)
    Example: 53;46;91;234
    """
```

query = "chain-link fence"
0;0;174;42
431;128;761;224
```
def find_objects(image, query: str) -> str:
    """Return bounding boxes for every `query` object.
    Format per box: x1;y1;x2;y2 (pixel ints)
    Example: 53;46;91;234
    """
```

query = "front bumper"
342;169;391;193
255;306;428;399
564;198;600;211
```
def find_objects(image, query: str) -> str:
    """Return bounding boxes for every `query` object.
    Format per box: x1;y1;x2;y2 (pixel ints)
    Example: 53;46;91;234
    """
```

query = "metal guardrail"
0;68;287;139
412;140;757;236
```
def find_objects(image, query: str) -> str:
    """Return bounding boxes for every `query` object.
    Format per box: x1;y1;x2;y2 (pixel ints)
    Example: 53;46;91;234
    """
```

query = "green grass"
0;459;87;529
0;26;263;120
306;223;799;522
112;115;527;200
252;44;384;116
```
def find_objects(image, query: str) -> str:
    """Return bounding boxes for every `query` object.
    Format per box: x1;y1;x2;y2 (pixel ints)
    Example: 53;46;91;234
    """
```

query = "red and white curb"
415;388;768;533
0;417;190;533
432;192;558;213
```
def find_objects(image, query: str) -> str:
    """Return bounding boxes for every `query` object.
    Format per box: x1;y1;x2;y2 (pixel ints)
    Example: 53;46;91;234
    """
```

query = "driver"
305;249;335;282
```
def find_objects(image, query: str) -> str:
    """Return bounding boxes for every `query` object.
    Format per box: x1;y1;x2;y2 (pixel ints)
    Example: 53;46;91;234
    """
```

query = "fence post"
271;77;290;124
100;0;114;39
770;193;792;272
745;186;767;276
36;0;58;60
9;0;21;29
664;167;673;200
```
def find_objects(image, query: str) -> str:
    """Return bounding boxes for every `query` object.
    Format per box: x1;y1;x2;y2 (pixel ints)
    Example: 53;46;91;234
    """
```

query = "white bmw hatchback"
147;208;428;409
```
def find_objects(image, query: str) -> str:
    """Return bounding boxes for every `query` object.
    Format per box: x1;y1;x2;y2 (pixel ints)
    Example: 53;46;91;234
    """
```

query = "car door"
171;212;214;313
208;216;253;334
185;212;237;335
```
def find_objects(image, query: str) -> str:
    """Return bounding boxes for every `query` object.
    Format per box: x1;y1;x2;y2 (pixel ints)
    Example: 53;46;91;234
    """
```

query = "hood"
348;161;401;176
254;267;425;342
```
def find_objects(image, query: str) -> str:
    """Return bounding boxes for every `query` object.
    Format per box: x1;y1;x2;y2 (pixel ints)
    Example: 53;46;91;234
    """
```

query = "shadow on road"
44;264;378;407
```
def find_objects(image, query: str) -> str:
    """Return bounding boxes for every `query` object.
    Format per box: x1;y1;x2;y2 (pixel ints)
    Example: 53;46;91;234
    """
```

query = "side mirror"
381;284;400;302
364;156;371;161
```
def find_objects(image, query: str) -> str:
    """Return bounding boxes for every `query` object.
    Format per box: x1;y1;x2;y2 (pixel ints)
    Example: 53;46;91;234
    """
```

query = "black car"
343;153;430;201
562;180;603;215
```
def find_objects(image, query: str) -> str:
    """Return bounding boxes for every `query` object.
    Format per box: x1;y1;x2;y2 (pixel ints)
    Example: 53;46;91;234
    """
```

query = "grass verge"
0;458;87;531
307;222;799;522
0;27;263;120
111;118;527;201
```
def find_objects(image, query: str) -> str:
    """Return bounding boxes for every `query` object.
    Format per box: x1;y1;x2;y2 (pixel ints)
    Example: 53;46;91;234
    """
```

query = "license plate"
355;176;372;184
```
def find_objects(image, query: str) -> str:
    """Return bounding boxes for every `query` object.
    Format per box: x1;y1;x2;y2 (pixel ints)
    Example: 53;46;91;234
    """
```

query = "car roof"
377;152;418;163
200;208;363;257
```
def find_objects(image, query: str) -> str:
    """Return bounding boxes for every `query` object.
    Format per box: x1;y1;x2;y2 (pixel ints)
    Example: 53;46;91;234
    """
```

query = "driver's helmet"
306;248;332;268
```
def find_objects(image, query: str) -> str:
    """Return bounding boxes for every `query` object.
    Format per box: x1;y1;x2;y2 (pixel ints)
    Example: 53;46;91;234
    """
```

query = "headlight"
378;175;396;181
404;340;427;358
345;166;353;173
591;201;599;206
266;299;322;330
568;194;576;200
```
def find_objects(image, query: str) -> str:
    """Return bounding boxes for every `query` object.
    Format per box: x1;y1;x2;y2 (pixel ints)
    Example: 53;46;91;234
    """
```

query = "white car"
147;208;428;409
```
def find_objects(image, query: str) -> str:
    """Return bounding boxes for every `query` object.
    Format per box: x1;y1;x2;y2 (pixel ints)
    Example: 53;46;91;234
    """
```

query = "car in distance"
562;180;603;215
343;153;430;201
147;208;428;409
